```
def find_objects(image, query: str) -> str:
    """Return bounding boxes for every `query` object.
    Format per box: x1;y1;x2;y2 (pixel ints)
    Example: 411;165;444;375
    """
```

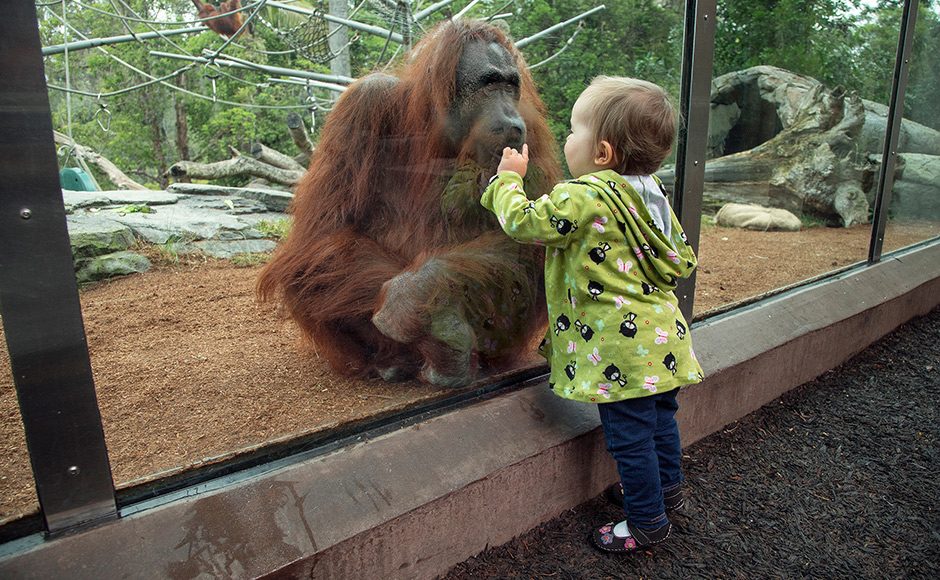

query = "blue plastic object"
60;167;97;191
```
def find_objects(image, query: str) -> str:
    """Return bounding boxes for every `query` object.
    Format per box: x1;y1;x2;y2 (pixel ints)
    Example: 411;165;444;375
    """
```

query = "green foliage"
39;0;940;187
854;1;940;131
113;204;154;214
712;0;940;131
255;218;293;240
715;0;864;86
500;0;683;172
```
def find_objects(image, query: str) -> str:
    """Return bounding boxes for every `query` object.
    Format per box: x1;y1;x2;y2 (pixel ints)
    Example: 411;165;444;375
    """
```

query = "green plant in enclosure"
254;218;292;240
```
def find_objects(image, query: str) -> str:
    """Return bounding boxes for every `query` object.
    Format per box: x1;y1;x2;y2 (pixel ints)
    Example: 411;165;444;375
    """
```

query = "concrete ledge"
1;240;938;580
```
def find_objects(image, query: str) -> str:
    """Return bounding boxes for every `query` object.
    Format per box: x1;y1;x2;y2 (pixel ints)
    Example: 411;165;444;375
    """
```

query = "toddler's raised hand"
497;143;529;178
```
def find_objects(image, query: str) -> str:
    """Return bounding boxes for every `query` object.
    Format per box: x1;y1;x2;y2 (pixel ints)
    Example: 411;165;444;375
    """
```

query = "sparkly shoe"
592;520;672;553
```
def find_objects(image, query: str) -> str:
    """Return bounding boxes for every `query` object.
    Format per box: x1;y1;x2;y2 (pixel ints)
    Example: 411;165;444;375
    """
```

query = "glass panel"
0;326;39;526
2;1;687;523
883;1;940;253
693;0;901;316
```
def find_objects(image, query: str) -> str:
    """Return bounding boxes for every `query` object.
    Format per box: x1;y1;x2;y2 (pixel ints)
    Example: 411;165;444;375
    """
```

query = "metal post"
868;0;920;263
514;5;607;49
673;0;716;321
42;26;208;56
0;1;117;537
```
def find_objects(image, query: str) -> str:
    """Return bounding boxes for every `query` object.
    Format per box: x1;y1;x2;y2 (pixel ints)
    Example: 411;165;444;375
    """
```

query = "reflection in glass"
883;2;940;254
8;1;931;532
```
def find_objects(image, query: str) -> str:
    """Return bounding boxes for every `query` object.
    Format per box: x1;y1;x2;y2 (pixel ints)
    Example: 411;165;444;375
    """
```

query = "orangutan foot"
428;309;474;353
420;365;473;389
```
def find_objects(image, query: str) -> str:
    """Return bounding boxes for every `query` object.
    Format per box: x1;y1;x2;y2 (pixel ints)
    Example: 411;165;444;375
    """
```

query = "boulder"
74;251;152;285
68;215;136;258
660;66;940;227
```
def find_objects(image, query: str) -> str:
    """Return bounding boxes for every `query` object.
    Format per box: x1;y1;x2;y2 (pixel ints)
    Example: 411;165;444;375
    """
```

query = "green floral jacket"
482;169;704;403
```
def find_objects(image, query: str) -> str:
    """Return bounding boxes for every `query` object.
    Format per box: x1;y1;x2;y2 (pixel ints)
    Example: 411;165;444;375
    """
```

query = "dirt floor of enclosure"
1;221;939;527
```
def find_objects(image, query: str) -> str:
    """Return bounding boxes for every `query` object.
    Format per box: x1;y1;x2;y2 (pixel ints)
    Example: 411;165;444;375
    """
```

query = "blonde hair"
579;76;677;175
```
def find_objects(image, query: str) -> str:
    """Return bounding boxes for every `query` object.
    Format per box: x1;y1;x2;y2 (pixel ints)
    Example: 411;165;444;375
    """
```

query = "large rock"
63;189;183;210
182;239;277;258
166;183;294;212
659;66;940;227
103;204;267;244
68;214;136;258
64;186;288;284
74;250;151;285
889;153;940;220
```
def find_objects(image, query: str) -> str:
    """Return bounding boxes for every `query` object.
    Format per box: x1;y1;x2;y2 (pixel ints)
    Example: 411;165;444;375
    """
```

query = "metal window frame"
868;0;921;263
673;0;717;322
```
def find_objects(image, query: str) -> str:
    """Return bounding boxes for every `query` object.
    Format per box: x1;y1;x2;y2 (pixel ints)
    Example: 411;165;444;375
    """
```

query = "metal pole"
673;0;717;321
514;5;606;49
266;0;405;44
150;50;356;86
868;0;920;263
42;26;208;56
415;0;461;21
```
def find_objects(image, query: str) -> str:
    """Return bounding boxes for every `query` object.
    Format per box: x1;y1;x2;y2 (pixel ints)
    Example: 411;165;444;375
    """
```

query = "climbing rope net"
256;1;334;64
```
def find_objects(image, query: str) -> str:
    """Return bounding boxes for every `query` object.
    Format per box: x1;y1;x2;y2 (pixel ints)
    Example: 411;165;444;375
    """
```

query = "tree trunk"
286;112;314;161
146;88;170;189
328;0;350;103
174;75;192;184
251;142;306;172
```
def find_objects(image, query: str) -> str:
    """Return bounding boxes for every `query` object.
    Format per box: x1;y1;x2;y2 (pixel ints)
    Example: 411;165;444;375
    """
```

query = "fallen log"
167;152;303;186
251;142;306;172
660;67;940;227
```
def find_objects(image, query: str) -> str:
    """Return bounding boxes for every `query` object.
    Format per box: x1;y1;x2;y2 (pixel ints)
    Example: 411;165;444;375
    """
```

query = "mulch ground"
439;305;940;580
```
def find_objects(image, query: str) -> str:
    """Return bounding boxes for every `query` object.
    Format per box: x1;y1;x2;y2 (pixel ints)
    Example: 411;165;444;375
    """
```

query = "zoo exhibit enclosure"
1;0;940;573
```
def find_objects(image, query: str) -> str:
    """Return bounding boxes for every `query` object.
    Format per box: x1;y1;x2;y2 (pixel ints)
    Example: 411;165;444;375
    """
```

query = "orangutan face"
447;40;527;169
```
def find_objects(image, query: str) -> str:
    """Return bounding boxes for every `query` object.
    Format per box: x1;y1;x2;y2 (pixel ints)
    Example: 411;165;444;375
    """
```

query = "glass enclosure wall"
0;331;34;527
1;0;935;537
693;0;933;315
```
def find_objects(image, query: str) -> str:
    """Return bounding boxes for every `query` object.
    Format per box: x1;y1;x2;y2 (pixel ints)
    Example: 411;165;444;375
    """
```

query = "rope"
257;1;334;64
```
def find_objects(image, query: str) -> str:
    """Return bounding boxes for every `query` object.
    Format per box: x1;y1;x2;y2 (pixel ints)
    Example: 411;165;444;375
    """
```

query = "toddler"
481;76;704;553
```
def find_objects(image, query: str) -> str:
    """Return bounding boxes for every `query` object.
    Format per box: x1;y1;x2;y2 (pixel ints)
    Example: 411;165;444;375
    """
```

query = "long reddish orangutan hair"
258;19;561;379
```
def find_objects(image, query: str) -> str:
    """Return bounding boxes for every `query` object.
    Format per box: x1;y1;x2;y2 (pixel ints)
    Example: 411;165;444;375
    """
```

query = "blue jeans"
598;388;682;530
